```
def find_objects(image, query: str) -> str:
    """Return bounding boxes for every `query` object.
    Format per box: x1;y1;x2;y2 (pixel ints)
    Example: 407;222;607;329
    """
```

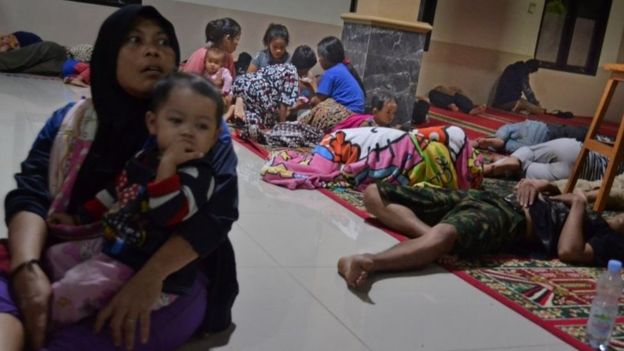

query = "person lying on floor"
337;178;624;289
473;120;588;153
0;32;66;76
483;137;624;181
428;85;485;115
493;59;545;115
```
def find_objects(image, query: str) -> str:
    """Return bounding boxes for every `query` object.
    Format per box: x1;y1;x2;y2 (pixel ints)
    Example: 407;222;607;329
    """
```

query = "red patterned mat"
440;256;624;351
426;106;619;138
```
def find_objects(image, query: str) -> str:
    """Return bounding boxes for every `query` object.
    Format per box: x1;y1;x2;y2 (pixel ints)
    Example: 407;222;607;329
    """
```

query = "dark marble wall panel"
341;22;427;125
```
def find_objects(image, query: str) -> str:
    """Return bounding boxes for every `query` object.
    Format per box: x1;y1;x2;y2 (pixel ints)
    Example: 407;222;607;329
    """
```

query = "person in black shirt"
493;59;545;115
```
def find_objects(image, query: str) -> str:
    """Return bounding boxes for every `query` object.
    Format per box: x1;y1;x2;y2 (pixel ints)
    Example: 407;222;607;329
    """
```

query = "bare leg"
67;77;89;87
338;224;457;288
0;313;25;351
363;184;432;238
514;99;546;115
448;103;460;112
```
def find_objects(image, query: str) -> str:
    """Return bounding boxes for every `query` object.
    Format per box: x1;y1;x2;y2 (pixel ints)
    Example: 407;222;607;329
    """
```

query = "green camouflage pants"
377;183;526;257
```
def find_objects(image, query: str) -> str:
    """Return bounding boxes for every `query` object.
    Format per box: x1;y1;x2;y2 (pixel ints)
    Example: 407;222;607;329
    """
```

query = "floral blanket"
261;126;483;190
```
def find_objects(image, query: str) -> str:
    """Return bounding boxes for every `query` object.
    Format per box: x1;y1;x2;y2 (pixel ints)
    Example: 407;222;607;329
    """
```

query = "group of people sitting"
0;4;620;351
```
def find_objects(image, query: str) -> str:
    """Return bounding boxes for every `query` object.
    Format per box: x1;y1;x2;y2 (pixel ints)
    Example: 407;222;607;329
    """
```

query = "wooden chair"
565;63;624;211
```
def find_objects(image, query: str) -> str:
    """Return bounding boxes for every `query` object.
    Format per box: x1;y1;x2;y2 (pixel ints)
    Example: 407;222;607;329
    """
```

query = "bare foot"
469;105;486;115
338;254;375;288
471;137;486;149
448;103;460;112
67;78;89;87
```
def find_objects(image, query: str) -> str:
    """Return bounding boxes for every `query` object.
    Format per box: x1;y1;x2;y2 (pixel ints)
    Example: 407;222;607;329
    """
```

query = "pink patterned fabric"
47;99;102;241
329;114;374;133
51;250;134;325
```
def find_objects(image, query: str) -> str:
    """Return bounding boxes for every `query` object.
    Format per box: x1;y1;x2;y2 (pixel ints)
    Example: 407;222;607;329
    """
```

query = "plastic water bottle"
586;259;623;350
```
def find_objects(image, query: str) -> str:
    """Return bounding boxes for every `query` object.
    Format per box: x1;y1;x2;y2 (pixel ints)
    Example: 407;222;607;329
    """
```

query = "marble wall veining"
342;23;427;125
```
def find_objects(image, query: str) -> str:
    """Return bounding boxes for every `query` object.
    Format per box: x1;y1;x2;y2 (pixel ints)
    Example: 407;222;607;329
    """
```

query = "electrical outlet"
528;1;536;14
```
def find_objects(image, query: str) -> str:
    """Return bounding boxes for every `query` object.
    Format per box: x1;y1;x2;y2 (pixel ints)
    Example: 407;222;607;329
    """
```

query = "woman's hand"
11;262;52;351
94;268;163;350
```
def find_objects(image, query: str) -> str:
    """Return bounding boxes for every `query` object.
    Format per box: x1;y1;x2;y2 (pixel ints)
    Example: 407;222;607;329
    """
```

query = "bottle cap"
608;259;622;272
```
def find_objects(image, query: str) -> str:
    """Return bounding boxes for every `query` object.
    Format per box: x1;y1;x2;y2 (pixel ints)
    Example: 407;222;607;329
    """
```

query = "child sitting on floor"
45;72;225;325
204;46;232;95
289;45;318;119
247;23;290;73
329;90;398;132
312;36;366;115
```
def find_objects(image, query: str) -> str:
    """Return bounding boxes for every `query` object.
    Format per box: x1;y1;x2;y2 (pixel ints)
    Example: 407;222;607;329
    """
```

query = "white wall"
0;0;116;48
178;0;350;26
431;0;544;56
0;0;341;64
419;0;624;121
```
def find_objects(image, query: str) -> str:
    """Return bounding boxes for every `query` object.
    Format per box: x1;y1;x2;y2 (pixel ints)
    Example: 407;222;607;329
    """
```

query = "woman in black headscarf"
0;5;239;351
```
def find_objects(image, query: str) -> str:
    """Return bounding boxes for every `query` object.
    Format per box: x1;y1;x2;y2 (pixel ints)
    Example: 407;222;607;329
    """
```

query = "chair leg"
565;148;590;193
593;110;624;211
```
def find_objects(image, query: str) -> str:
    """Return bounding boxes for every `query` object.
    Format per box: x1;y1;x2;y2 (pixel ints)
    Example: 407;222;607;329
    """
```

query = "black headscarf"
70;5;180;211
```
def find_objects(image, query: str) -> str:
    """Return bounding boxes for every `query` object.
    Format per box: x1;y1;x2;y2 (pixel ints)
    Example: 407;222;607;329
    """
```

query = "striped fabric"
580;136;624;181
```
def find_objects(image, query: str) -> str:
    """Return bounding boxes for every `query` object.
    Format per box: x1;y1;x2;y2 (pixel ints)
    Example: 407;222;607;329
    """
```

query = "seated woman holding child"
0;6;239;351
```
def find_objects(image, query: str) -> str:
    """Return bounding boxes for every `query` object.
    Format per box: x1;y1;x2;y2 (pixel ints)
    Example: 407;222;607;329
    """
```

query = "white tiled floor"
0;74;574;350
